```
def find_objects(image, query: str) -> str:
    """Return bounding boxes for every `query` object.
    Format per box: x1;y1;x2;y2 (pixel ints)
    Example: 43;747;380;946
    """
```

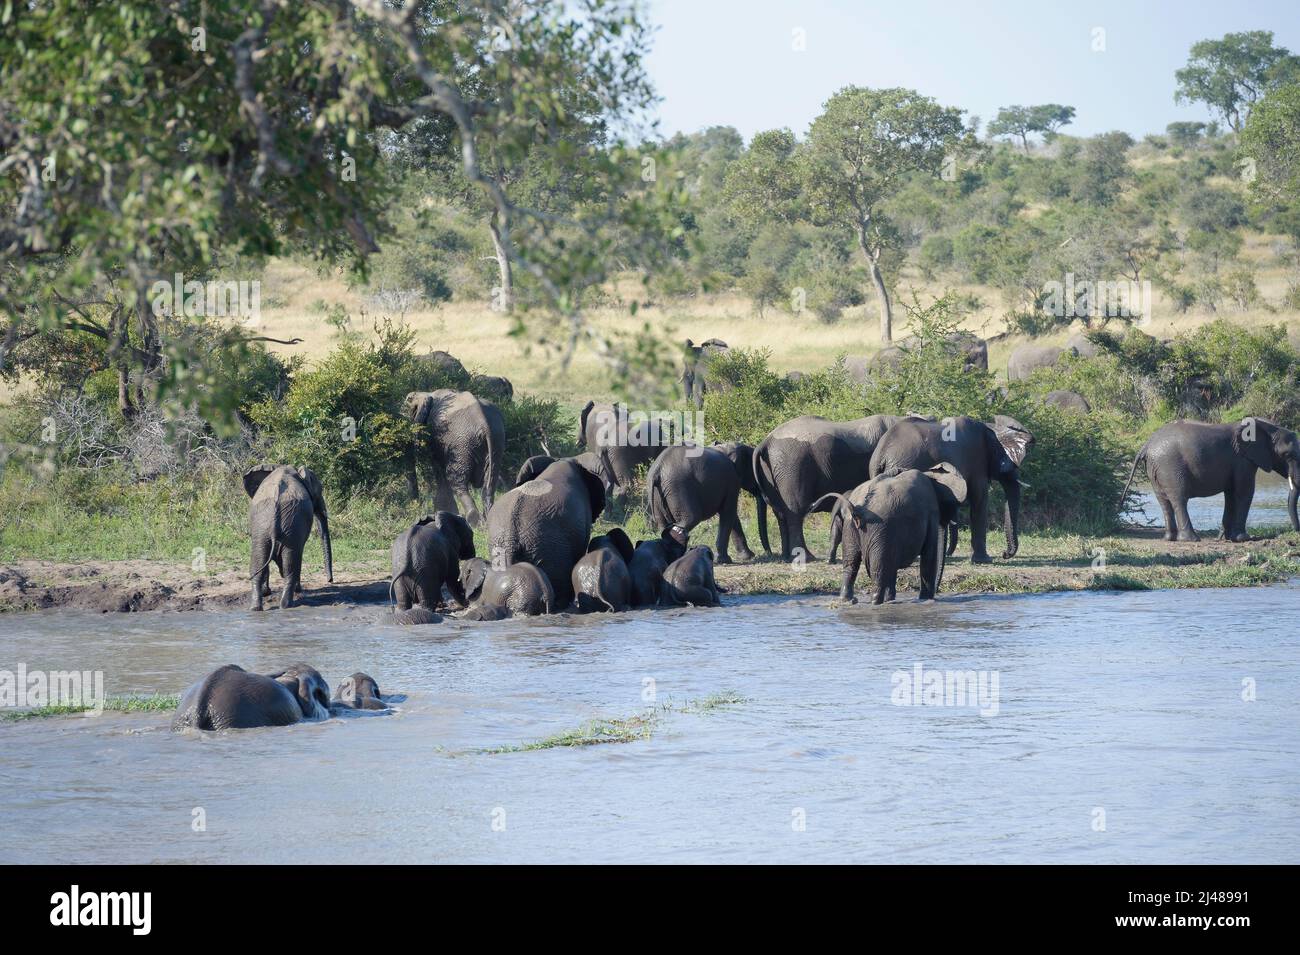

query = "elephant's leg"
1171;495;1200;542
838;533;861;603
969;486;992;563
1230;470;1255;542
791;512;817;562
451;481;482;527
1155;494;1178;541
1219;487;1236;541
775;509;792;560
873;567;897;605
722;493;753;563
393;577;414;612
414;578;439;612
919;526;939;601
432;463;457;514
279;547;301;609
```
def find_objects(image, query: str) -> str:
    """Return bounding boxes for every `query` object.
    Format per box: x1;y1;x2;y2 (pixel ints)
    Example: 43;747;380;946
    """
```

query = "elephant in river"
577;401;673;496
332;673;390;711
244;465;333;611
752;414;911;561
870;415;1034;562
390;512;475;616
812;464;967;605
402;389;504;526
682;338;730;407
629;526;689;607
660;545;722;607
571;528;635;612
1120;418;1300;542
487;457;606;607
1043;389;1091;413
645;442;767;563
172;663;333;731
459;557;554;616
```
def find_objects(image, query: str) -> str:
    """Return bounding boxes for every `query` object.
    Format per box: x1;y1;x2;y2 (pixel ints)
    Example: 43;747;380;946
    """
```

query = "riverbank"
3;524;1297;613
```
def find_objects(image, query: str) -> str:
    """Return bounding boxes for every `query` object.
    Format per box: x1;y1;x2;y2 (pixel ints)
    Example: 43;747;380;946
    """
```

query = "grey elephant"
244;465;333;611
1007;342;1073;381
870;415;1033;562
402;389;505;525
1120;418;1300;542
628;526;689;606
682;338;730;407
515;452;612;493
645;442;767;563
577;401;672;495
393;606;444;626
332;673;390;711
459;556;555;616
390;512;475;617
812;464;967;605
172;663;333;731
469;373;514;404
660;545;722;607
752;414;907;561
1065;331;1102;359
487;457;606;607
572;528;635;612
1043;389;1091;413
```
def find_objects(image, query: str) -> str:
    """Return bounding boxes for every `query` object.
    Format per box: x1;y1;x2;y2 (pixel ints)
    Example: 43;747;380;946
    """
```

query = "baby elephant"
572;528;635;612
628;526;688;607
460;557;554;616
661;545;723;607
172;663;332;731
390;512;476;617
332;672;390;711
812;464;966;605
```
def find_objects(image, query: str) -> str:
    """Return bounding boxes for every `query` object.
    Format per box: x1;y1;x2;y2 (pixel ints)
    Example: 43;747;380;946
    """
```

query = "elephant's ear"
1232;418;1280;472
242;465;277;498
577;401;595;448
924;463;968;524
990;417;1034;469
514;455;553;487
414;514;437;527
435;512;476;559
270;664;328;720
460;559;488;602
296;467;328;516
577;462;606;520
606;527;635;564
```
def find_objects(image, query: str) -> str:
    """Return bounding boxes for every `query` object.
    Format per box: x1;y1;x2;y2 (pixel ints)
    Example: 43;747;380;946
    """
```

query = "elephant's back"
1145;421;1233;474
172;667;300;731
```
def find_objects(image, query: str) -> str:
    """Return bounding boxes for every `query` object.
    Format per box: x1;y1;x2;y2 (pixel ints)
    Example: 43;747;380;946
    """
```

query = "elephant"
628;526;689;607
660;546;722;607
417;350;471;388
390;512;475;615
644;443;768;563
1007;342;1073;381
843;354;875;384
402;389;505;526
459;556;555;616
393;606;444;626
571;528;635;612
577;401;672;495
469;373;514;404
859;332;987;379
1120;418;1300;542
515;452;612;493
1065;331;1102;359
1043;389;1091;413
332;672;390;711
486;457;606;607
812;464;967;605
172;663;332;731
869;415;1034;562
682;338;730;407
752;414;909;561
244;465;333;611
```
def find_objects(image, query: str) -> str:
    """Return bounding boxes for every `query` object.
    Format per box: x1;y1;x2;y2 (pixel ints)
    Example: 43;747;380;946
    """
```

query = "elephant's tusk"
1018;480;1032;488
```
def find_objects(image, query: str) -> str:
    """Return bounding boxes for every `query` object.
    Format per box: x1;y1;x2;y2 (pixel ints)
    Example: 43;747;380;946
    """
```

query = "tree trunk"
487;212;512;313
856;224;893;344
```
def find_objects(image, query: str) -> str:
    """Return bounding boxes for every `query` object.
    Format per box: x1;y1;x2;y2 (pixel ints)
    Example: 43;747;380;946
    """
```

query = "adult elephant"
1043;389;1091;413
577;401;672;495
469;373;513;404
682;338;729;408
1007;342;1072;381
244;465;333;611
402;389;504;526
172;663;333;731
1120;418;1300;542
644;443;767;562
869;415;1034;562
812;464;967;604
752;414;906;561
486;457;606;607
515;452;612;492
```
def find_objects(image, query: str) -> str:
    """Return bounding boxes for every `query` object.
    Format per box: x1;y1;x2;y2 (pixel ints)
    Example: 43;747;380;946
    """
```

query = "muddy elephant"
661;546;722;607
629;526;689;607
460;556;555;616
577;401;673;495
1043;389;1091;412
753;414;907;561
813;464;966;605
1007;342;1073;381
571;528;635;612
870;415;1034;562
390;512;475;616
402;389;505;525
487;457;606;607
682;338;730;408
1120;418;1300;542
645;443;767;563
244;465;333;611
172;663;333;731
332;673;390;711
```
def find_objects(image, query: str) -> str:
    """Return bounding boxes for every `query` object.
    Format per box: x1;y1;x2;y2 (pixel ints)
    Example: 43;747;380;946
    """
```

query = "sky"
643;0;1300;142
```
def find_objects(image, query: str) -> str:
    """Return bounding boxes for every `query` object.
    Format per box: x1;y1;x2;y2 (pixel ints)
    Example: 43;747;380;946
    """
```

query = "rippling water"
2;584;1298;863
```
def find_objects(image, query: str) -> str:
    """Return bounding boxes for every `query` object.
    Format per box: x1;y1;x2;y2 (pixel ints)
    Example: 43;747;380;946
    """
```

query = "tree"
1166;121;1207;148
1240;83;1300;219
1175;31;1300;134
988;104;1075;152
801;87;970;343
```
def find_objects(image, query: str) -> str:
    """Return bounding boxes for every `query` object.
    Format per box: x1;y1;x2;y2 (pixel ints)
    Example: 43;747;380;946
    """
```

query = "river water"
3;582;1298;864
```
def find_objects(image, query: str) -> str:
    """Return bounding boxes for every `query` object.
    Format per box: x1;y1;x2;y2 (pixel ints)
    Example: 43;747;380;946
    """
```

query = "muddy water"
2;585;1298;864
1133;472;1293;532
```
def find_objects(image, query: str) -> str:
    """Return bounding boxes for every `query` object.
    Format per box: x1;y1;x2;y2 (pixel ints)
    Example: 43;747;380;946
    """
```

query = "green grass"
1;693;180;722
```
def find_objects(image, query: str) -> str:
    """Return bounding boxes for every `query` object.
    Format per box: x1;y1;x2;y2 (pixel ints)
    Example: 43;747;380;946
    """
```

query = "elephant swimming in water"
172;663;334;731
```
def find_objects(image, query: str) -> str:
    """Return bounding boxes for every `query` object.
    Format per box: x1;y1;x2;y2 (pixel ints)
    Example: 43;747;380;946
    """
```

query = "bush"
918;235;954;278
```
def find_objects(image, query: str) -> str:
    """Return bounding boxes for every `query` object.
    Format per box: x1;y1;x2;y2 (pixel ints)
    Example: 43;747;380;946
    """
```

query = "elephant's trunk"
1001;477;1022;559
318;511;334;583
1288;461;1299;533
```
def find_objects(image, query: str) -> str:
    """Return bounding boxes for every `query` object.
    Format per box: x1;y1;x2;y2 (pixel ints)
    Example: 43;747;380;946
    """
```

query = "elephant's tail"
646;460;675;530
752;440;777;550
1119;444;1148;516
247;530;280;582
479;402;499;518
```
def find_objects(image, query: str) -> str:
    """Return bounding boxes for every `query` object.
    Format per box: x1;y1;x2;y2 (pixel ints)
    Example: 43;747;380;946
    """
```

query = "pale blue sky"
643;0;1300;141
